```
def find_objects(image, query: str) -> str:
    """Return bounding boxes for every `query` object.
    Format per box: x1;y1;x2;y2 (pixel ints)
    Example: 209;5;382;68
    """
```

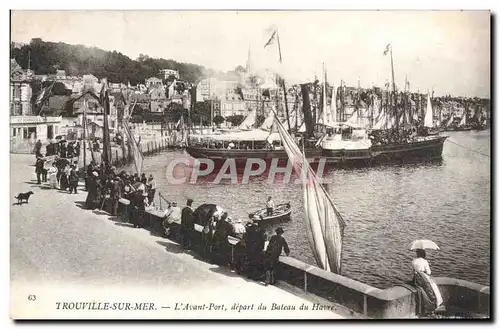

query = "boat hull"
185;147;323;165
185;136;448;168
248;203;292;225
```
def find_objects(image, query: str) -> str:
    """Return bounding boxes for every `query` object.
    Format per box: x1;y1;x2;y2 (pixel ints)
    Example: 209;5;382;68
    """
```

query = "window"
12;128;16;137
13;86;21;100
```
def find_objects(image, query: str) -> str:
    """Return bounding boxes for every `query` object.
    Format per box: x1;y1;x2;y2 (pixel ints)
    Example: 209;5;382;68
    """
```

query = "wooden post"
147;142;150;156
155;141;158;153
115;150;119;166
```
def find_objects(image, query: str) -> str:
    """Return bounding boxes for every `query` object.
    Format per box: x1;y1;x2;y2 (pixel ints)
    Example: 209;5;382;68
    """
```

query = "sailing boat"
316;43;448;166
453;107;472;131
274;111;346;273
423;92;439;135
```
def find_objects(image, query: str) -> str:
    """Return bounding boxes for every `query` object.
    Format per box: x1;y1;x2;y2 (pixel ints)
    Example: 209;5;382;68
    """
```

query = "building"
10;59;33;116
146;77;163;88
49;70;82;91
159;68;180;80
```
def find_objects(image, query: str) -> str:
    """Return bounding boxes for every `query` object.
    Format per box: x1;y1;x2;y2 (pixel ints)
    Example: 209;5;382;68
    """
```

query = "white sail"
459;110;467;126
238;109;257;130
346;110;359;126
260;109;275;131
424;93;434;128
331;85;337;123
274;115;346;273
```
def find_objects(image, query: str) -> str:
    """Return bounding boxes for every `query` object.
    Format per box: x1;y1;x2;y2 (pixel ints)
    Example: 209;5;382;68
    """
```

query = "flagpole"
275;29;291;131
389;44;398;130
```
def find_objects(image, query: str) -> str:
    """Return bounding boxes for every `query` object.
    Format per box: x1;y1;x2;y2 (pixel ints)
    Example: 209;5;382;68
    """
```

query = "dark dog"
15;191;34;204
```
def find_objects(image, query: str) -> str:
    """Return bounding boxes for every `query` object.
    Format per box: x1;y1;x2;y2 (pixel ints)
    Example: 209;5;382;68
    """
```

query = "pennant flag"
383;43;391;56
264;30;277;48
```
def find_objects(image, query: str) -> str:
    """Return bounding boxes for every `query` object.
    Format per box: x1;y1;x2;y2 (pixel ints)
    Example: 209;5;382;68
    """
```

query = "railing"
110;201;490;319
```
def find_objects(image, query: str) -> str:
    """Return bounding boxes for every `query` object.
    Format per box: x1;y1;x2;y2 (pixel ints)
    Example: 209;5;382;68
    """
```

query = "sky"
11;10;491;98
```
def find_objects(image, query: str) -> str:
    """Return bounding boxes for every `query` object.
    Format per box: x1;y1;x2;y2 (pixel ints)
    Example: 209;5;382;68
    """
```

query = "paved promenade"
10;154;355;319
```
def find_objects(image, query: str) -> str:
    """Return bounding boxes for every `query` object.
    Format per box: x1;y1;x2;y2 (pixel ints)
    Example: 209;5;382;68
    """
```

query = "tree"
225;115;245;127
213;115;225;126
166;102;186;122
10;39;209;85
191;101;211;125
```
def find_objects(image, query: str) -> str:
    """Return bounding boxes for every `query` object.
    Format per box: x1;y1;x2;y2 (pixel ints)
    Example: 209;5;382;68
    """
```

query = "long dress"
48;167;58;188
85;178;98;209
414;271;444;311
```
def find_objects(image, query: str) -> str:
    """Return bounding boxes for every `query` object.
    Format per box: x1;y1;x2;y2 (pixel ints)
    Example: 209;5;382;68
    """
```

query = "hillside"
10;38;211;84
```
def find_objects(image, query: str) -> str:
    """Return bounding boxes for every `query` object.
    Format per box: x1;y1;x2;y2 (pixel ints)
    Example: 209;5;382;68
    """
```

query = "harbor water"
123;130;491;289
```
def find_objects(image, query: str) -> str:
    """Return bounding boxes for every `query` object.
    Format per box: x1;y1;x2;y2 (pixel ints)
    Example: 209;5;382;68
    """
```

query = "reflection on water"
124;130;490;289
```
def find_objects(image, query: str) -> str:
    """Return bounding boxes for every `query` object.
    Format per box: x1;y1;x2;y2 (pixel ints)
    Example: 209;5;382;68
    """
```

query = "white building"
159;68;180;80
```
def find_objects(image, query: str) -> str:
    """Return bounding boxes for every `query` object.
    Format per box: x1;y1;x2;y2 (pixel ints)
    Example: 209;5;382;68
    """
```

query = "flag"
383;43;391;56
35;82;55;107
264;30;277;48
99;79;112;167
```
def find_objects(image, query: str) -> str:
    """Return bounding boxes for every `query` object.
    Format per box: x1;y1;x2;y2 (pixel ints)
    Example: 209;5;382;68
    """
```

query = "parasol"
408;239;440;251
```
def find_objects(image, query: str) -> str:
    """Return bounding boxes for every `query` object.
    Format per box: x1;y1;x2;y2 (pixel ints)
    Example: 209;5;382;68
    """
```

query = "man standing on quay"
181;198;194;249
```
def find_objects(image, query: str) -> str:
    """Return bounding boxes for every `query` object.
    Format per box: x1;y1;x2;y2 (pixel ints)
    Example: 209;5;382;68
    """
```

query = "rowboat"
248;202;292;224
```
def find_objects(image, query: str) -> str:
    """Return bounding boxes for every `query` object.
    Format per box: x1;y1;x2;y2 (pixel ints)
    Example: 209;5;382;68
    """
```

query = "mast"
276;29;292;131
209;78;213;126
322;63;328;125
82;98;87;168
389;44;398;130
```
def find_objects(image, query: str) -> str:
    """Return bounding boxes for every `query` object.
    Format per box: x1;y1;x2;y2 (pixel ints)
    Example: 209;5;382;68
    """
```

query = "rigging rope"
445;139;490;158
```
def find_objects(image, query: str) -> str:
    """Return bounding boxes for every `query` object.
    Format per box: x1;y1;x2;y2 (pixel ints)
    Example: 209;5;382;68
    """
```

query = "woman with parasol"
409;239;443;314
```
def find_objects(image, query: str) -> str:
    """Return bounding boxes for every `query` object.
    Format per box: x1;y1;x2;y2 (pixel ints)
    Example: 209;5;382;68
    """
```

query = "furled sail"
238;109;257;130
424;93;434;128
372;109;387;130
123;121;144;175
274;115;346;273
331;85;337;123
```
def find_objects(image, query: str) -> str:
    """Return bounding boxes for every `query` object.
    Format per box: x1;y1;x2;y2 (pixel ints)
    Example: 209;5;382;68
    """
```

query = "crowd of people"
84;161;157;222
159;198;290;286
32;140;293;287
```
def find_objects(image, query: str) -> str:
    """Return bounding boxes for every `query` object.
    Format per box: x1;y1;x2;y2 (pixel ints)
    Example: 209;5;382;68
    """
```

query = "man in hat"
35;157;45;184
244;220;267;280
68;165;79;194
266;196;275;216
131;187;148;228
110;178;122;216
264;227;290;285
181;198;194;249
85;171;100;209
